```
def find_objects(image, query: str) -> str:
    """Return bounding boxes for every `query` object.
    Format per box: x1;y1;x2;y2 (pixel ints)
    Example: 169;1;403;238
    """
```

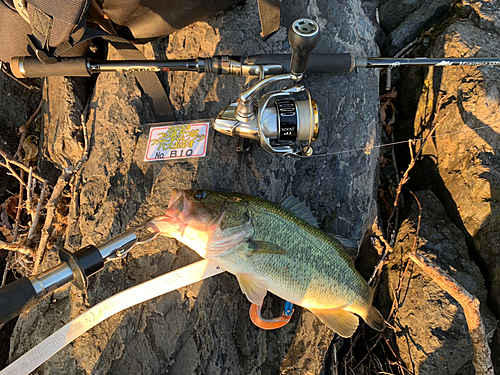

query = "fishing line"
308;123;500;158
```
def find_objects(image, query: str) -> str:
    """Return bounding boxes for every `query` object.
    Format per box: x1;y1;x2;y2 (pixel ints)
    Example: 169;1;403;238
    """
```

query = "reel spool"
213;85;319;156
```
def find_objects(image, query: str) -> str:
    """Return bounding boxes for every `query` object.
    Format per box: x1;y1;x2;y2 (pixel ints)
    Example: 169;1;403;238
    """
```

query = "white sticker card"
144;122;210;161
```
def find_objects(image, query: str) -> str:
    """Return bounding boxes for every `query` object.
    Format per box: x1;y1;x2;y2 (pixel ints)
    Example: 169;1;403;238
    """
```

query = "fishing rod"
8;28;500;158
8;25;500;159
10;55;500;79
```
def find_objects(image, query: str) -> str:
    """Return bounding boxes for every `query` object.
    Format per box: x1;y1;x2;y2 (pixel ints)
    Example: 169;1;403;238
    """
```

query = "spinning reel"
213;19;321;156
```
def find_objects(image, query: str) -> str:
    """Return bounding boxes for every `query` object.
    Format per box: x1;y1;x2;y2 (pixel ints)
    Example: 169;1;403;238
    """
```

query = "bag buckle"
27;34;58;64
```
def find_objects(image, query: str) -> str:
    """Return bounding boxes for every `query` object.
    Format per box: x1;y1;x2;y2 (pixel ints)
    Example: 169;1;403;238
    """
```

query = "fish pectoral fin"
236;274;269;305
247;240;288;255
311;308;359;338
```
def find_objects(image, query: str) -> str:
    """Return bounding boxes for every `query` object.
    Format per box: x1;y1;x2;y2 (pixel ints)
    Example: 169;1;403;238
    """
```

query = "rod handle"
10;57;90;78
288;19;320;76
0;277;38;325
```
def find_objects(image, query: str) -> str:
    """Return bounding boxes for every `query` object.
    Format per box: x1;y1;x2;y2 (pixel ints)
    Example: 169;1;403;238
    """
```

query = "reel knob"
288;19;320;76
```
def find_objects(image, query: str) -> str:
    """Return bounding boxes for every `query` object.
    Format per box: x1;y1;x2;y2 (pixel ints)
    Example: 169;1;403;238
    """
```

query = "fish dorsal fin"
280;195;318;227
248;240;288;255
236;274;269;306
328;234;357;249
310;308;359;338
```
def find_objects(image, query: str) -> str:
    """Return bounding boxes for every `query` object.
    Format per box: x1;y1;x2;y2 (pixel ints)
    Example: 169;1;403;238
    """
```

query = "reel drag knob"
288;19;320;76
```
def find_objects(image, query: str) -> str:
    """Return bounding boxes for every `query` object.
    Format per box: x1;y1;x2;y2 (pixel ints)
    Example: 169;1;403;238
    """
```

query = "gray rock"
409;19;500;372
382;0;454;55
8;0;381;374
388;14;500;373
380;190;497;375
379;0;421;33
462;0;500;36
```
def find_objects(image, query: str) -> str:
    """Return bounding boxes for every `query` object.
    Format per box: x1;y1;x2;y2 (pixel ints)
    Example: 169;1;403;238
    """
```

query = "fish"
145;189;385;337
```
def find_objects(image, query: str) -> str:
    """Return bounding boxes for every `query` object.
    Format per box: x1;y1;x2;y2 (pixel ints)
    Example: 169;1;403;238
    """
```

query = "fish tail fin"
311;308;359;338
365;305;385;332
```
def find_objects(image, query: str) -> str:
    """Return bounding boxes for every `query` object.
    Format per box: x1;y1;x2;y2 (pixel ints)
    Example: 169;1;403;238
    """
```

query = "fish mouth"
145;190;192;234
164;189;195;220
164;190;184;218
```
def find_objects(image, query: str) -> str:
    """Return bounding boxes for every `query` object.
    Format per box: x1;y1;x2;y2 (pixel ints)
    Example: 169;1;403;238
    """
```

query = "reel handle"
288;19;320;76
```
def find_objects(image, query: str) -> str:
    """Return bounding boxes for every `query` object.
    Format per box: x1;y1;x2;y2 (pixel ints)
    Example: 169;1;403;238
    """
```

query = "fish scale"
214;197;368;310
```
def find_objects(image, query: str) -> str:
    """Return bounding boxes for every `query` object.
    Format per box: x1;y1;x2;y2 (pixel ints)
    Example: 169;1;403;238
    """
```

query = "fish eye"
193;190;207;200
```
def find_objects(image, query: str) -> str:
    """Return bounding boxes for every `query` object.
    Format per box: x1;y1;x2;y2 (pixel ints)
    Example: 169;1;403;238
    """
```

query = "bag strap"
75;28;177;122
20;0;175;122
25;0;90;63
108;40;176;122
16;0;281;121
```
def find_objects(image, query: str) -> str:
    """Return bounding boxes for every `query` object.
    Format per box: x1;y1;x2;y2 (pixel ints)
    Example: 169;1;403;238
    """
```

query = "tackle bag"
0;0;281;63
0;0;280;121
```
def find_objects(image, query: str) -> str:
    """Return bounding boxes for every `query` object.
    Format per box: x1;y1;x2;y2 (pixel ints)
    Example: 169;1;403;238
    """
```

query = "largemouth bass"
146;189;385;337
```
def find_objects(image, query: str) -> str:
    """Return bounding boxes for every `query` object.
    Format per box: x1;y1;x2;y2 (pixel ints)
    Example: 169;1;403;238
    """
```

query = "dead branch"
386;95;448;240
0;148;46;183
26;167;34;215
407;190;422;254
409;252;494;375
368;236;392;285
14;100;43;160
2;170;24;287
27;180;47;243
66;99;93;244
12;170;24;242
1;102;47;284
0;241;32;255
30;96;91;275
0;155;26;186
32;169;72;275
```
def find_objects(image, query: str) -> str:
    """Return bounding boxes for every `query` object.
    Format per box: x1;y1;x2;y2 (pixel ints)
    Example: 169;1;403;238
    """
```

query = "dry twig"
0;148;46;184
3;170;26;287
32;169;72;275
0;125;47;282
368;236;392;285
386;95;448;240
27;181;48;243
0;241;33;255
66;99;92;244
31;99;91;274
14;100;43;160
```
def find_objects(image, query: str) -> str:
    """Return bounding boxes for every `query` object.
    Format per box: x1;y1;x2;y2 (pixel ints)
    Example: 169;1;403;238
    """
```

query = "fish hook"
249;301;294;330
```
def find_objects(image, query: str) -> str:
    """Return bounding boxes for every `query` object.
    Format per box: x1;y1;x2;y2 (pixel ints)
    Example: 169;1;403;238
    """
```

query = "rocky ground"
0;0;499;374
